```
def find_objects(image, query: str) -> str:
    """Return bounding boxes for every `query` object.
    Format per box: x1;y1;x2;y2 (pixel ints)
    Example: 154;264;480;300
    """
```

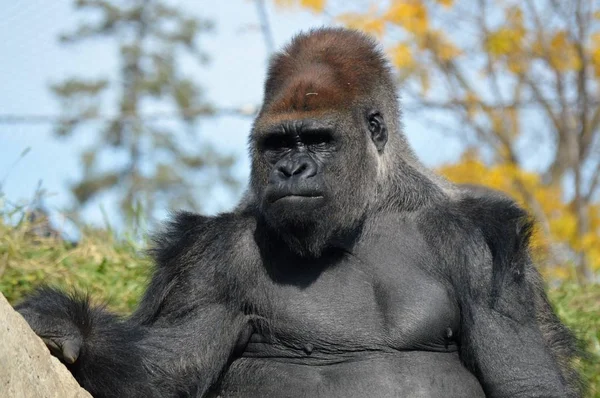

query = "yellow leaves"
484;5;529;73
485;6;525;56
273;0;294;7
550;213;578;243
531;30;581;72
485;107;520;138
437;150;488;185
274;0;325;13
591;33;600;77
548;31;581;71
436;39;461;61
435;0;453;8
385;1;429;35
422;30;462;62
337;12;386;38
299;0;325;13
542;266;572;281
390;42;414;69
486;28;524;56
506;56;528;74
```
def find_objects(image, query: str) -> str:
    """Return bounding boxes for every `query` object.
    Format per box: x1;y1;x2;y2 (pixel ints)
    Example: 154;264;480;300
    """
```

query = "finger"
44;339;63;358
60;340;81;364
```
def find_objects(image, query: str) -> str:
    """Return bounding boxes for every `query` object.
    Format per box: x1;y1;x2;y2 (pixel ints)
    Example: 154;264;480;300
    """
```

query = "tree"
285;0;600;283
52;0;239;222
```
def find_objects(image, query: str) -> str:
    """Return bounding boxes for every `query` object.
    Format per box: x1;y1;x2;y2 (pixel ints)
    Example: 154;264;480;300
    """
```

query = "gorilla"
17;28;580;397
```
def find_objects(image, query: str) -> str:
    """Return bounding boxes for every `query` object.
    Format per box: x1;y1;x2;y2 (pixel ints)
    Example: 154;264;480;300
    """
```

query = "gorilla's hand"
15;288;84;364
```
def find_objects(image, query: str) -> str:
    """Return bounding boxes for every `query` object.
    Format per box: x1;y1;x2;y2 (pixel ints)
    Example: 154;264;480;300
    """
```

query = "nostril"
291;163;307;176
278;167;292;178
275;158;317;180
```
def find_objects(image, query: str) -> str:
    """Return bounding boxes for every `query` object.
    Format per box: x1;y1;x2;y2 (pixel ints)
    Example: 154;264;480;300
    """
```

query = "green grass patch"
0;219;151;314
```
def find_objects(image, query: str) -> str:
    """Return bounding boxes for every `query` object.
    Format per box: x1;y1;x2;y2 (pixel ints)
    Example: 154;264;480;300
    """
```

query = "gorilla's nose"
276;157;317;180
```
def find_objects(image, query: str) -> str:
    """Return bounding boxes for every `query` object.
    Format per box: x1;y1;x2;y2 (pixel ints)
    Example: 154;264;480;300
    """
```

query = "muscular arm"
17;212;249;398
449;196;580;397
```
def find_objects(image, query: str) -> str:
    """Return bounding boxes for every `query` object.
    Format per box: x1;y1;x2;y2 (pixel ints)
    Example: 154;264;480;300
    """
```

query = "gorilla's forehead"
253;111;339;135
265;63;362;115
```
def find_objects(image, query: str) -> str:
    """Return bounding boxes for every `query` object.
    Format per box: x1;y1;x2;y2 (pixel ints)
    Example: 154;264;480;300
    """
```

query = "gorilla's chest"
255;222;459;355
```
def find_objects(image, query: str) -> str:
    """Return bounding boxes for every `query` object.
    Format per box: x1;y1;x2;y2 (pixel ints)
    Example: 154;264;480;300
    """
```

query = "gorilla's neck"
255;213;365;261
375;134;451;211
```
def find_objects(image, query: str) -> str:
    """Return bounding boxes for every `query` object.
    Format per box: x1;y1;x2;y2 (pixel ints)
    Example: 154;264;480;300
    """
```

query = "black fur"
16;28;581;398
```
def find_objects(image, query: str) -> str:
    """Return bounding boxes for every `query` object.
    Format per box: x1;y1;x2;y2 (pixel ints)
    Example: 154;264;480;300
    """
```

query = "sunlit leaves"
338;12;385;38
590;33;600;77
422;30;462;62
275;0;324;13
385;1;428;35
300;0;325;13
390;42;415;69
436;0;453;8
485;6;525;62
548;31;581;72
486;28;524;56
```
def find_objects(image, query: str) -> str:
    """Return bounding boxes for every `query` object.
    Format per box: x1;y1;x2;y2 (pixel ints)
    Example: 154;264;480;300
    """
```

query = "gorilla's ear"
367;111;388;152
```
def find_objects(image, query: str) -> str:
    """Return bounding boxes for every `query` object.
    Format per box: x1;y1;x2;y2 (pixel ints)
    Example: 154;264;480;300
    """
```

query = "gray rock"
0;292;92;398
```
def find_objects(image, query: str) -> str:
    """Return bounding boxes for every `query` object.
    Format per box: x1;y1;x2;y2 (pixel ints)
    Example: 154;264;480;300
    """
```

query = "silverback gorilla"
17;28;581;397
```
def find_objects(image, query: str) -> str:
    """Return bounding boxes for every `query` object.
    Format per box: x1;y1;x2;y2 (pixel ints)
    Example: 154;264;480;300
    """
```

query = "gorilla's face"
250;109;388;257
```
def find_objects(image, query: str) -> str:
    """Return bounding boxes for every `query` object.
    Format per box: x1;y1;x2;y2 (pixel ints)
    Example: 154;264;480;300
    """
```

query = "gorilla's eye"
302;130;333;147
262;134;295;151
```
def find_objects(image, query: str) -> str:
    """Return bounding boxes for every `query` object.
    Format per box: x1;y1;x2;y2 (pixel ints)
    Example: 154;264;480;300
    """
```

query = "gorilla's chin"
261;204;363;259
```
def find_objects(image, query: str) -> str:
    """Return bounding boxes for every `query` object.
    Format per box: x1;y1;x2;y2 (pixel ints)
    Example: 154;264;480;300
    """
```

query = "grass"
0;219;152;314
1;217;598;396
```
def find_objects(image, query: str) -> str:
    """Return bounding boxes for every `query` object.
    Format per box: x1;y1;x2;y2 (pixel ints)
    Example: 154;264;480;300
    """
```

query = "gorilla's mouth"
265;185;325;205
273;194;324;204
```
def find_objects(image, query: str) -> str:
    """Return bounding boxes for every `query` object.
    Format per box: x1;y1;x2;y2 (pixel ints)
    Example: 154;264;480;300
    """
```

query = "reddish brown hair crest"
261;28;393;116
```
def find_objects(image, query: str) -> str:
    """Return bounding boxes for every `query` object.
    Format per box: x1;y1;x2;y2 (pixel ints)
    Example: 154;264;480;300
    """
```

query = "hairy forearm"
463;307;575;398
16;289;162;397
68;310;160;397
60;301;225;397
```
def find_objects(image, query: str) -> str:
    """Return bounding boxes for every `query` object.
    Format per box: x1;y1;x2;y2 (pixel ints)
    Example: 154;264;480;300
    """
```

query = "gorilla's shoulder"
150;210;257;269
456;186;532;239
424;186;530;233
446;187;533;277
420;187;533;272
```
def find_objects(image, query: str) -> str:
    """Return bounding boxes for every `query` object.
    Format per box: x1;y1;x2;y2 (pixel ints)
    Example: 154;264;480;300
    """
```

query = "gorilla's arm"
451;197;580;398
16;212;247;398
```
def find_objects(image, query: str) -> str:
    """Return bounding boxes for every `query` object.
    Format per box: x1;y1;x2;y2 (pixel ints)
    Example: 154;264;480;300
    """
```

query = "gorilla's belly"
217;351;485;397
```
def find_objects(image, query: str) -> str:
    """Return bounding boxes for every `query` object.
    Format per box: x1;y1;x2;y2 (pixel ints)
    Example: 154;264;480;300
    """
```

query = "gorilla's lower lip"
272;195;324;203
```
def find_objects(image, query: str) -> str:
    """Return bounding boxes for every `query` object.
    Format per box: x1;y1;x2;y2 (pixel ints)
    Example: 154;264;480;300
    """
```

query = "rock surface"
0;292;92;398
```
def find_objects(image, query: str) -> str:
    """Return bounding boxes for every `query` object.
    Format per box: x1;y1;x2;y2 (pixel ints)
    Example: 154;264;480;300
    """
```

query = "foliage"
274;0;325;13
52;0;239;221
0;214;598;395
287;0;600;283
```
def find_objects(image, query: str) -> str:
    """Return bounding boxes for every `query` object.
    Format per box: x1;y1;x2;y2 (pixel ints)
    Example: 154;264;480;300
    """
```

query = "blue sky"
0;0;463;230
